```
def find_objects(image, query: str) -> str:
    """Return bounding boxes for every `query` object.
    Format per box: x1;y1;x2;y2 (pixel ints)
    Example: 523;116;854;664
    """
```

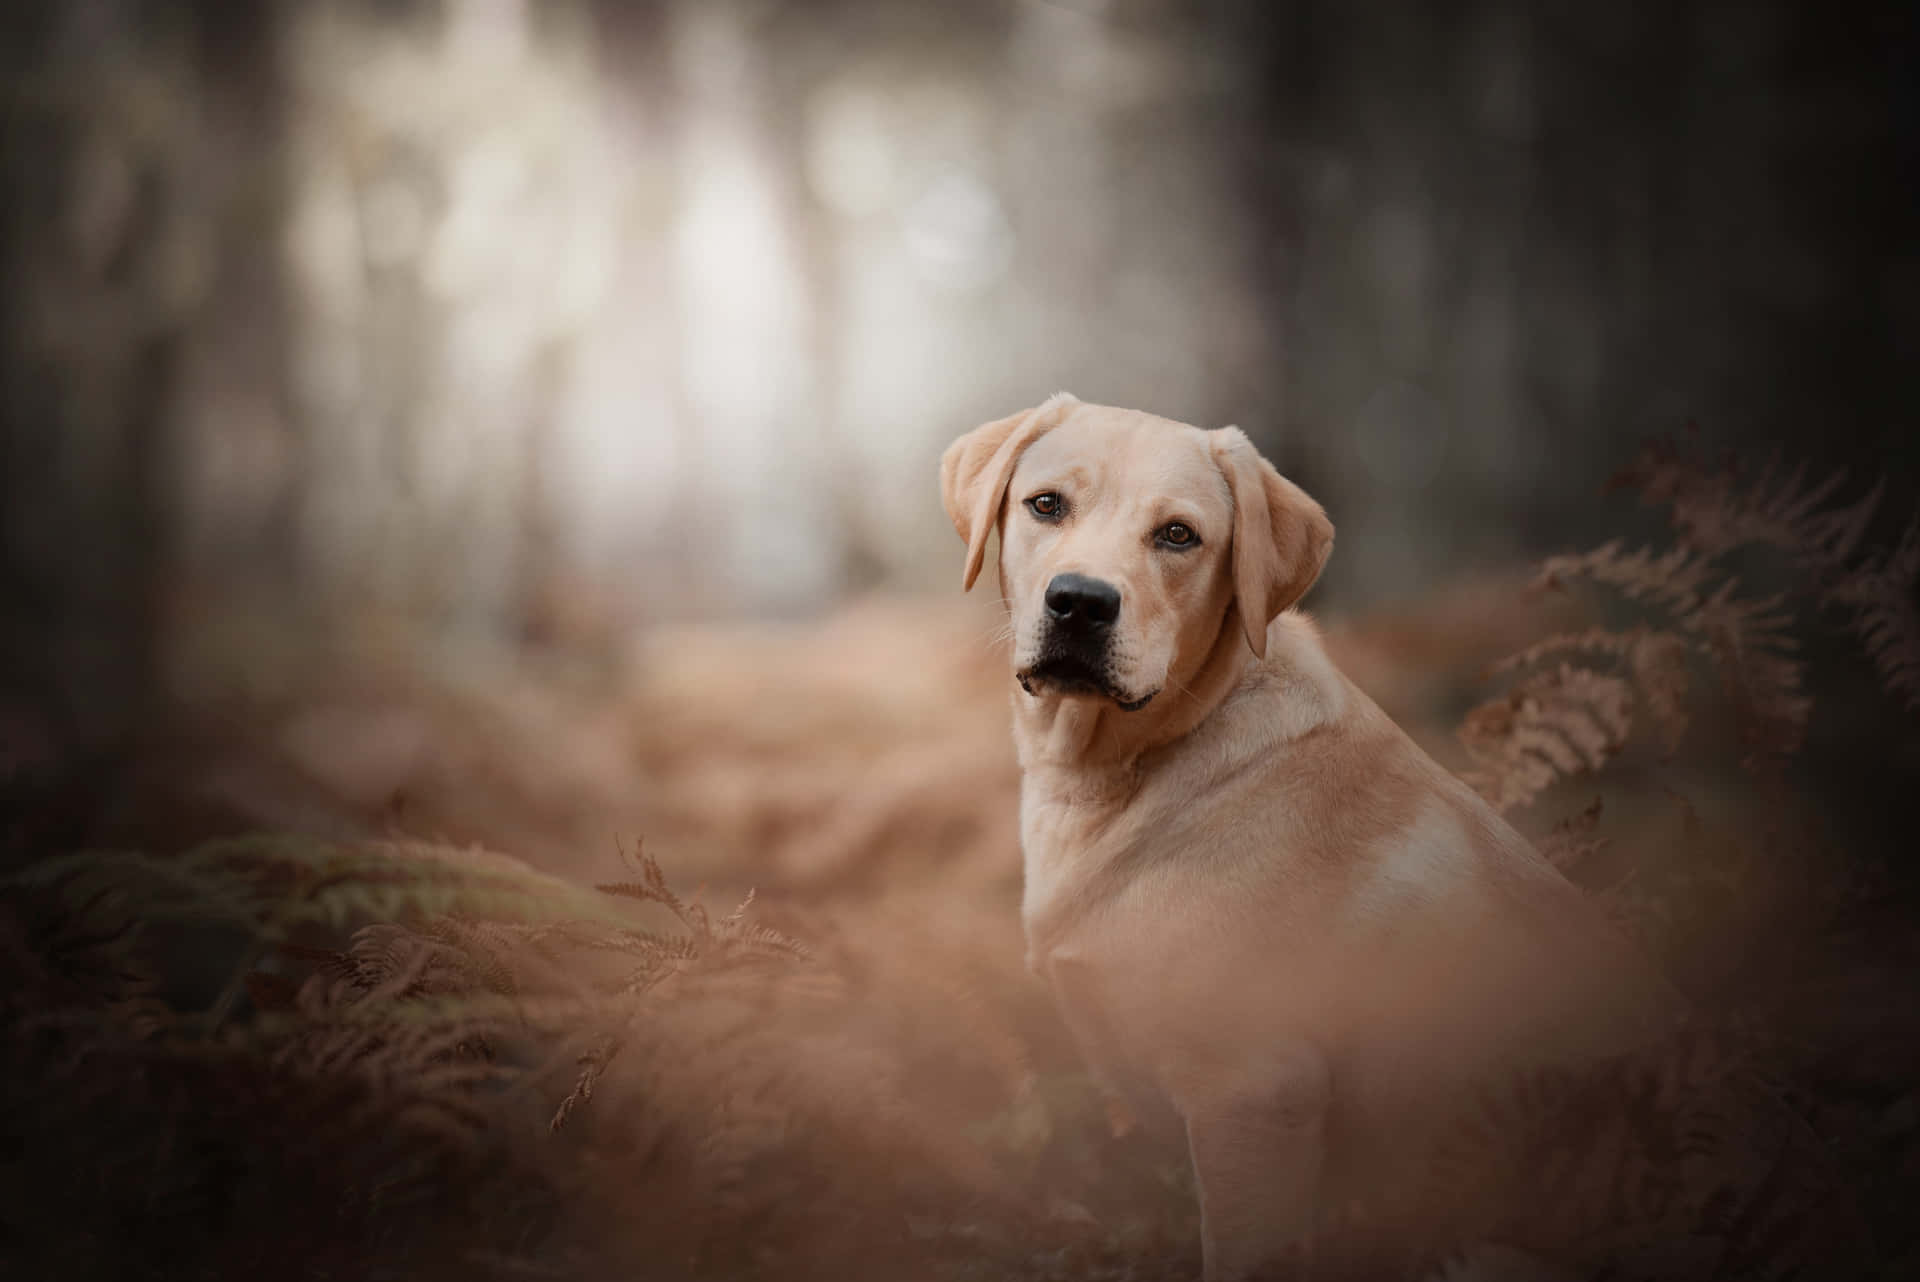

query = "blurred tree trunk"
1222;0;1916;607
0;3;219;757
0;0;289;772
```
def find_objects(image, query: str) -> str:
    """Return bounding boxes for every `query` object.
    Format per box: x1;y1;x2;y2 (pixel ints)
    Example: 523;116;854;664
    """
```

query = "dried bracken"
3;442;1915;1281
1614;437;1920;714
1460;664;1633;812
1415;1022;1872;1281
1832;514;1920;712
1535;796;1609;874
1460;436;1916;808
1;829;1070;1280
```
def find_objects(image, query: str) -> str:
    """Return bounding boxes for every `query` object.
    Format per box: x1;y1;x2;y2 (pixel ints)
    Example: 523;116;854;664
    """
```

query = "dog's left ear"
1210;427;1334;659
940;392;1079;590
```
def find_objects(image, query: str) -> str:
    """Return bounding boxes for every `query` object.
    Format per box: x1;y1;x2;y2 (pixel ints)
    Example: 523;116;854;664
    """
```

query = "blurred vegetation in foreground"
3;440;1919;1280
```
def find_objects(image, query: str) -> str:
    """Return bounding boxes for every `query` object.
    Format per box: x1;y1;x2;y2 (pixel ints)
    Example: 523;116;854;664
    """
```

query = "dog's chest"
1017;761;1210;957
1017;730;1322;945
1017;755;1343;1052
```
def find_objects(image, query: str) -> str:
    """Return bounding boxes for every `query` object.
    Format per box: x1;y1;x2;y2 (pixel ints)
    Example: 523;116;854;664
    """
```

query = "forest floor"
5;526;1919;1279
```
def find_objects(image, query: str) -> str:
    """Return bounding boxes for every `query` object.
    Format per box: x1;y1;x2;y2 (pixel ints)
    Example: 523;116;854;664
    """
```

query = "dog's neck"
1014;609;1347;965
1009;607;1340;783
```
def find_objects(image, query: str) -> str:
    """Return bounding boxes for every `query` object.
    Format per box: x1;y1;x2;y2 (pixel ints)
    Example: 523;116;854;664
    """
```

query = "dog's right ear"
939;392;1078;590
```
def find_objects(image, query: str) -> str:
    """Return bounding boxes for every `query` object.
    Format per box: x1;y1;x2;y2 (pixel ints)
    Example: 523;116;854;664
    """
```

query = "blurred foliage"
3;439;1919;1279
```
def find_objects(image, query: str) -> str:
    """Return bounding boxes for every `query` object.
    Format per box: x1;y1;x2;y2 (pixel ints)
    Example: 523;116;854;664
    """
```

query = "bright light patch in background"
804;82;902;219
903;170;1013;294
802;73;1008;575
553;310;682;577
359;174;428;268
444;0;529;67
670;101;832;607
279;0;625;625
671;129;806;429
266;0;1284;621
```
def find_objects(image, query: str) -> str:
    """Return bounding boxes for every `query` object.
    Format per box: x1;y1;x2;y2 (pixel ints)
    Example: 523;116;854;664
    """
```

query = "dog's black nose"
1045;573;1121;631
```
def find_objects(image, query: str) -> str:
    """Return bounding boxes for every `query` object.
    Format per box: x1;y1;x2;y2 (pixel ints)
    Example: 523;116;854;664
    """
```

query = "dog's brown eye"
1158;522;1197;547
1027;492;1064;519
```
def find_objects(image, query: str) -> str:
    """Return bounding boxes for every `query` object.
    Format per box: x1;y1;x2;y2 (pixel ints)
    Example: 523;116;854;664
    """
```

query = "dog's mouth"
1017;654;1158;712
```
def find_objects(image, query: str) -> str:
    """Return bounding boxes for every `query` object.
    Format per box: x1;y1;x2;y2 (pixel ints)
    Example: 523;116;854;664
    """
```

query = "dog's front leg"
1178;1042;1329;1282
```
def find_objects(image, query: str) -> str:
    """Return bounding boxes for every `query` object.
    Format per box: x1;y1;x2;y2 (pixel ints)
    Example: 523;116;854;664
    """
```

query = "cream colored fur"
940;397;1680;1280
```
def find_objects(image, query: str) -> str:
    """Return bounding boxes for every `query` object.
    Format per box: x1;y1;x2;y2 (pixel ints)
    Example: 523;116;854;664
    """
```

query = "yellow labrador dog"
941;395;1680;1279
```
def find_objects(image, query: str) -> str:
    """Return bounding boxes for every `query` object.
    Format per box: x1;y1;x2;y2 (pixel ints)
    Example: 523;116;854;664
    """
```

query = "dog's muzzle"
1017;574;1156;710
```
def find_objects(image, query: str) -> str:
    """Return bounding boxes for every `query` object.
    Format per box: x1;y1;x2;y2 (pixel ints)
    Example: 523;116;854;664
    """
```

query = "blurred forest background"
3;2;1919;1279
4;0;1915;756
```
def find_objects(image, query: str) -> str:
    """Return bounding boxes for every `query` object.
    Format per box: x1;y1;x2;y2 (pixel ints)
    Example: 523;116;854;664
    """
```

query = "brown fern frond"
1699;452;1849;559
1486;627;1640;678
1422;1021;1774;1265
682;900;713;943
516;919;644;953
597;837;702;935
718;886;756;930
1536;797;1608;873
1610;437;1867;564
1628;629;1692;754
1613;434;1916;721
607;931;703;969
1533;541;1717;619
550;1031;624;1133
1459;665;1633;812
1832;514;1920;712
1532;539;1804;771
1491;627;1693;757
1800;474;1886;569
592;881;658;901
729;921;812;963
1688;581;1810;768
420;918;521;996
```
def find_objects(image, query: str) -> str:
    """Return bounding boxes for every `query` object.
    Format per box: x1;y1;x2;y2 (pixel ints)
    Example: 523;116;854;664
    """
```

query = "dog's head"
941;394;1333;711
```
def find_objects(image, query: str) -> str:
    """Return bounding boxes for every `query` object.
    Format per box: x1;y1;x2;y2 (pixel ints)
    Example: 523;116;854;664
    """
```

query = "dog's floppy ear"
939;392;1079;590
1209;427;1334;659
